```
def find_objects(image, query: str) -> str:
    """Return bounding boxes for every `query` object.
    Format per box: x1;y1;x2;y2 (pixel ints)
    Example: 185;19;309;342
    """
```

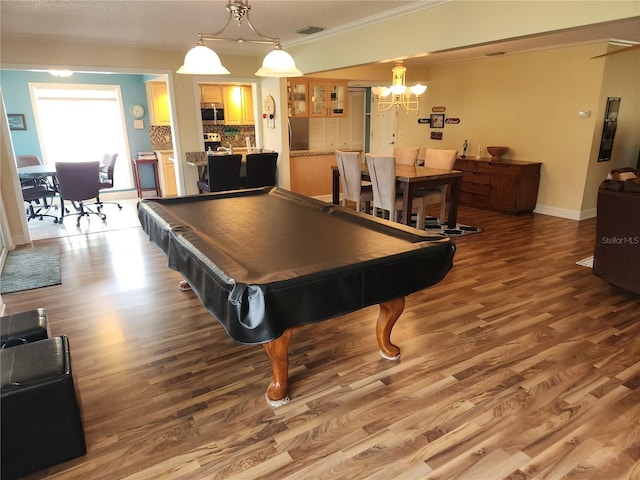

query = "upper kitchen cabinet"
287;78;347;117
147;81;170;126
287;79;308;117
309;80;347;117
222;85;254;125
200;84;223;104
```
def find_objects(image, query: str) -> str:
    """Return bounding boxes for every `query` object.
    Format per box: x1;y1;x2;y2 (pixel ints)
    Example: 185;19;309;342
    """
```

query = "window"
29;83;133;189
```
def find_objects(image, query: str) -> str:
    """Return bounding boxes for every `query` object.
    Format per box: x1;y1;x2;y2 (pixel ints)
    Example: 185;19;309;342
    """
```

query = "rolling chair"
365;153;427;228
413;149;458;225
335;150;372;213
16;154;43;168
197;154;242;192
94;153;122;211
55;161;106;227
21;182;57;222
245;152;278;188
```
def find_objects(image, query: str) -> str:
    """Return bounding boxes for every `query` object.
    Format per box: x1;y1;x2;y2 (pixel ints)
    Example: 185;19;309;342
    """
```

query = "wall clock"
129;104;145;119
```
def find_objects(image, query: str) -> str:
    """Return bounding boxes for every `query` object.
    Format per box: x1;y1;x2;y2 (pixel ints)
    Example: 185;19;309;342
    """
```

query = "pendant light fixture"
371;61;427;114
177;0;302;77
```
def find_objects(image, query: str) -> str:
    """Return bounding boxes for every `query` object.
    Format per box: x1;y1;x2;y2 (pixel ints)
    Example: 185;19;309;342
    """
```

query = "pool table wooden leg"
376;297;405;360
263;328;293;407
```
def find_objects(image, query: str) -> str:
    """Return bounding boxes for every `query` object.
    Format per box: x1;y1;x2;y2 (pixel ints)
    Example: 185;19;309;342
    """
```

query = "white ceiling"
1;0;639;69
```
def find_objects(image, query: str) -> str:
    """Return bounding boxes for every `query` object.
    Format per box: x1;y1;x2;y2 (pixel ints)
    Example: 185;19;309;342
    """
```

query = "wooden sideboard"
453;157;542;214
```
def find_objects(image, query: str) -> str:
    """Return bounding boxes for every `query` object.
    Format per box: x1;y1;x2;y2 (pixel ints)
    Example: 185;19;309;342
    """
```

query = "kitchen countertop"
290;149;362;157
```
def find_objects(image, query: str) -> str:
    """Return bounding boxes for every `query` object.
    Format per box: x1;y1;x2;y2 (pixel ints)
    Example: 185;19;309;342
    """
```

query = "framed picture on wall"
7;114;26;131
430;113;444;129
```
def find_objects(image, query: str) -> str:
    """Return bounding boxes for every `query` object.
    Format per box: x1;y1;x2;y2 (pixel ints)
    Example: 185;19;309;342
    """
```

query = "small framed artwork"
430;113;444;129
7;114;26;131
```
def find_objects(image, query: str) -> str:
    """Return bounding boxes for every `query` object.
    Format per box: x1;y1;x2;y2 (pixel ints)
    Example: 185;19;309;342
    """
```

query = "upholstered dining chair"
413;148;458;225
336;150;372;213
16;154;43;168
365;153;426;227
197;154;242;192
245;152;278;188
393;146;420;166
55;161;106;227
94;153;122;211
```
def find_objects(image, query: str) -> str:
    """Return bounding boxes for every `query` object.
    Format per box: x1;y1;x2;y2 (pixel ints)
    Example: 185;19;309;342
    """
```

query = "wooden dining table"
331;163;463;228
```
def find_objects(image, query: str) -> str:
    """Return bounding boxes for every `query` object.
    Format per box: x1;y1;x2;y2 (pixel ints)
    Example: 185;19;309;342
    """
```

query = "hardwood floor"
4;201;640;480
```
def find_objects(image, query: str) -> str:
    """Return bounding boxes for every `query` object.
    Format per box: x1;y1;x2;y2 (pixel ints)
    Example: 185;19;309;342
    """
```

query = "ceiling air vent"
296;26;324;35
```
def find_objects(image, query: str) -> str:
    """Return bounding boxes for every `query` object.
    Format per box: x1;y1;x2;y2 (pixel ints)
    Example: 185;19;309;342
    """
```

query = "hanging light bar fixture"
177;0;303;77
371;61;427;114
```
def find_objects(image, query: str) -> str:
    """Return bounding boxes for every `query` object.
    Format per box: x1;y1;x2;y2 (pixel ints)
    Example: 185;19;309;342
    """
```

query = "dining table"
18;164;59;192
331;163;463;228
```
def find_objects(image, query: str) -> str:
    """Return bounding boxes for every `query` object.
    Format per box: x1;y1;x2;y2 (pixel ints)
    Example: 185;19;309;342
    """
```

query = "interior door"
369;96;397;155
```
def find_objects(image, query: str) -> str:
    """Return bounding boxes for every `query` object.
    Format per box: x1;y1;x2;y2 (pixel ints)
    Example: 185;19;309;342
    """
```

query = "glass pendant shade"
255;48;303;77
177;45;230;75
410;84;427;95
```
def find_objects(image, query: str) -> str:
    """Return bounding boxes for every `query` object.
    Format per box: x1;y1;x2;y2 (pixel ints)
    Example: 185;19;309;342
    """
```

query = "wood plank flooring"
3;201;640;480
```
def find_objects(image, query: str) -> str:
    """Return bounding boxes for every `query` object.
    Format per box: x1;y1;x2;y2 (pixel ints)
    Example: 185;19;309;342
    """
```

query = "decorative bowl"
487;146;508;160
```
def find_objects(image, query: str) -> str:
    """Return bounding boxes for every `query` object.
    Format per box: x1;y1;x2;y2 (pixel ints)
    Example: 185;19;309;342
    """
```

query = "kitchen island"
290;149;362;198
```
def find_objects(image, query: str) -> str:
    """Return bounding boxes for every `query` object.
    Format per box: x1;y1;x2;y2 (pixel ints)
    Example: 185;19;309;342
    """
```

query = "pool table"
138;187;456;405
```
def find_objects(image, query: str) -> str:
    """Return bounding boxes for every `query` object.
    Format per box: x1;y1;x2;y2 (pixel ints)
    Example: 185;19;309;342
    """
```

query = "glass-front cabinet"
288;79;308;117
287;78;348;117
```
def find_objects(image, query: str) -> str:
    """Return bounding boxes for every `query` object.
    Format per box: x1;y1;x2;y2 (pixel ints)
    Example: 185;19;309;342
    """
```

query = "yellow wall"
388;44;640;219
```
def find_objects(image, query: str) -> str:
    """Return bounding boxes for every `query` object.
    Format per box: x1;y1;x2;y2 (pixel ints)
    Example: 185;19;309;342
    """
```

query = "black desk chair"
21;182;57;222
197;154;242;192
55;161;106;227
245;152;278;188
94;153;122;211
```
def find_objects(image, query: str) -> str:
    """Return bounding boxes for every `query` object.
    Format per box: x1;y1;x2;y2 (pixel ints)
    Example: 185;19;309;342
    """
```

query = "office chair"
94;153;122;211
413;149;458;224
21;182;57;222
55;161;106;227
335;150;372;213
197;154;242;192
245;152;278;188
16;154;43;168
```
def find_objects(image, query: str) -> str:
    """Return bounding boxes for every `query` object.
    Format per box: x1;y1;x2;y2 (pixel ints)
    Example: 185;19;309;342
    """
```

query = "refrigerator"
288;117;309;151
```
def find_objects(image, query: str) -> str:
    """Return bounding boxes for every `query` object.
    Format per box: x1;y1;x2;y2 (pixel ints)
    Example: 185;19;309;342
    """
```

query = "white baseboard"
534;204;597;220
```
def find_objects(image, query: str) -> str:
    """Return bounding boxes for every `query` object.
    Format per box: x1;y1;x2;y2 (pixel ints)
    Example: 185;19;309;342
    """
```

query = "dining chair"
94;153;123;211
336;150;372;213
197;154;242;192
365;153;426;227
16;154;43;168
393;146;420;166
413;148;458;224
245;152;278;188
55;161;106;227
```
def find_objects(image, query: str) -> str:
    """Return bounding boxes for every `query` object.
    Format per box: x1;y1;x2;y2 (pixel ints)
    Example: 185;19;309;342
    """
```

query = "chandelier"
177;0;302;77
371;61;427;114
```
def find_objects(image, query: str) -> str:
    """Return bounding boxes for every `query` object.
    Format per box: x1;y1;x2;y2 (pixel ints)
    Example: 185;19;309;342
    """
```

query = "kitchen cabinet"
154;150;177;196
222;85;254;125
287;78;348;117
287;79;308;117
453;157;541;214
200;84;223;104
147;81;170;126
309;80;347;117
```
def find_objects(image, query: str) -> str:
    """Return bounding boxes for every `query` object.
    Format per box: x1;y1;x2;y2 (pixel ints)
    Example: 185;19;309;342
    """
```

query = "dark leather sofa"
593;167;640;294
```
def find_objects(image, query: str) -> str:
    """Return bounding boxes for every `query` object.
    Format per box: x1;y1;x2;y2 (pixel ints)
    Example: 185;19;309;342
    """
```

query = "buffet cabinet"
454;157;542;214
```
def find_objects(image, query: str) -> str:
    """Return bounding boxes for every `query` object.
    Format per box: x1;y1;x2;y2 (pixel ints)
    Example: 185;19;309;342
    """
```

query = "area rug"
576;256;594;268
0;246;61;294
420;217;483;237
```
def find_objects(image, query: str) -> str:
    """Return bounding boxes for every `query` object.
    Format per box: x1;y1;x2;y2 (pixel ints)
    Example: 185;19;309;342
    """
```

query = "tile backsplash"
150;124;256;151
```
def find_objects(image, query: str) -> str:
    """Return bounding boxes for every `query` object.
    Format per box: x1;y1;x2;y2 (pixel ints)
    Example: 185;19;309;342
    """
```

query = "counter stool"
1;335;86;480
0;308;50;348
